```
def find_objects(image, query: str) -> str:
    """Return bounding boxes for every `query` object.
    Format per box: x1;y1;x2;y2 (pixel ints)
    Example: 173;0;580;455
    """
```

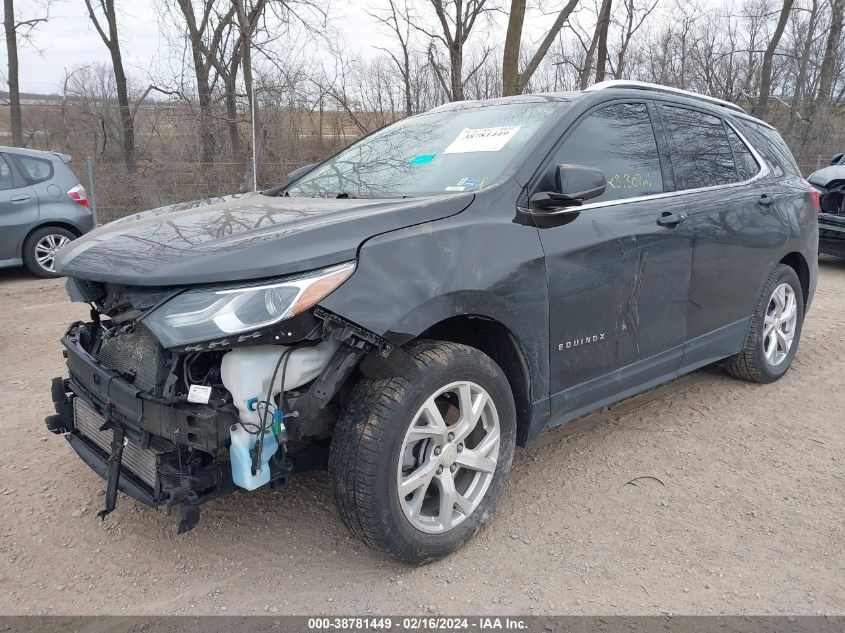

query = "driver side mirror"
831;153;844;166
531;164;606;211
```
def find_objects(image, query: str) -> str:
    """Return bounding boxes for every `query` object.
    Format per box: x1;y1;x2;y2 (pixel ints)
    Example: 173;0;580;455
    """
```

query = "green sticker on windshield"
409;153;436;165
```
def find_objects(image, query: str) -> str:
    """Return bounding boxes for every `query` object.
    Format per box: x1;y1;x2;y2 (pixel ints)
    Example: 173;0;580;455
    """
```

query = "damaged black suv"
46;80;818;564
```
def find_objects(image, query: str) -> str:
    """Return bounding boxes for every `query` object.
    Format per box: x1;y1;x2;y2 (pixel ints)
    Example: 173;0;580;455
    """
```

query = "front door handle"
656;211;688;227
758;194;775;207
10;194;31;203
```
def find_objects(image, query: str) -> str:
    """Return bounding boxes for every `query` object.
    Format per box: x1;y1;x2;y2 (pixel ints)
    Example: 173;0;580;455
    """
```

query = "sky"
4;0;581;96
5;0;400;94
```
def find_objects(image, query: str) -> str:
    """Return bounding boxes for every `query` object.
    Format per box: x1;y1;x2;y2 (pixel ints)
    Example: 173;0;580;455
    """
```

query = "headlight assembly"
143;262;355;348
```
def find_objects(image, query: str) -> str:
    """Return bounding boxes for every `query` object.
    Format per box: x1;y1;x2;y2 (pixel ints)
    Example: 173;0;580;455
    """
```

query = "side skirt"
522;317;750;445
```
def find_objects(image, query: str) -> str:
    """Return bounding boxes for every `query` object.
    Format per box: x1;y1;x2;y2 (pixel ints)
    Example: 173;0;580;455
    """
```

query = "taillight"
808;188;821;215
67;183;89;207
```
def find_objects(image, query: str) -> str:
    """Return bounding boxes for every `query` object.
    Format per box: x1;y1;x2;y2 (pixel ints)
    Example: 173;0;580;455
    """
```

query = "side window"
659;105;737;189
550;102;663;202
726;127;760;181
0;155;17;191
15;155;54;184
736;120;800;178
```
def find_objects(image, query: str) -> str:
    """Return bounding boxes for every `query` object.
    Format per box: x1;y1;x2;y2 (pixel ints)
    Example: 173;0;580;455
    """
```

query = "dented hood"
55;191;474;286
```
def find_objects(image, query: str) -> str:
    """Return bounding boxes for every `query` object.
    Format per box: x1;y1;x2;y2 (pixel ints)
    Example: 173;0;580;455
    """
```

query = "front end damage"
810;176;845;258
45;277;397;533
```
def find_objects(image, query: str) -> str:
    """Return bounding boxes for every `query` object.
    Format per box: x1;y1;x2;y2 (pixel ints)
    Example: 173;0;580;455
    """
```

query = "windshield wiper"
336;192;357;199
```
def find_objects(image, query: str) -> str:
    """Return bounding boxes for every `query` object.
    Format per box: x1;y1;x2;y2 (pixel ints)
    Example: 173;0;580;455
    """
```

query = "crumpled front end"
810;172;845;258
45;274;398;532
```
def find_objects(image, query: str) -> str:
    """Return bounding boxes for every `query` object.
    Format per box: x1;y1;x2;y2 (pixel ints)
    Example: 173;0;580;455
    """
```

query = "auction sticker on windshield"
443;125;522;153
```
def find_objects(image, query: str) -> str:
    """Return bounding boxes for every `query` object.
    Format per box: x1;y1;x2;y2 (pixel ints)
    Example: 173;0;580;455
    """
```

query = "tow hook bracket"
166;489;201;534
46;377;73;434
97;414;125;521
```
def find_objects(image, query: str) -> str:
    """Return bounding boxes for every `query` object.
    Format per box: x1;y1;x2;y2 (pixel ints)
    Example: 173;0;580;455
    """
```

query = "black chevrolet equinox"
46;80;819;564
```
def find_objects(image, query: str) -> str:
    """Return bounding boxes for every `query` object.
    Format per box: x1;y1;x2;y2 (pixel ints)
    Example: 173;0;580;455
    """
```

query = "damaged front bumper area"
47;323;247;532
813;181;845;258
45;310;392;533
819;212;845;258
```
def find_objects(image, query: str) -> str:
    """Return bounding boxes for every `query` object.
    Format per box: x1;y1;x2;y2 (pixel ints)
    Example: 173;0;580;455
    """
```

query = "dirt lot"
0;259;843;616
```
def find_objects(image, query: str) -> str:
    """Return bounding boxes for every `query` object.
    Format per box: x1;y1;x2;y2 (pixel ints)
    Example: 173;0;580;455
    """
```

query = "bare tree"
420;0;491;101
174;0;235;165
578;0;614;88
752;0;795;117
788;0;819;131
593;0;613;82
84;0;137;171
502;0;580;96
3;0;50;147
817;0;845;103
611;0;659;79
367;0;416;116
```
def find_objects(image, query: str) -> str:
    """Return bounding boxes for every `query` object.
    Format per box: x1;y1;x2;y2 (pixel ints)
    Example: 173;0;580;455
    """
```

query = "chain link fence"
82;149;845;224
83;159;308;223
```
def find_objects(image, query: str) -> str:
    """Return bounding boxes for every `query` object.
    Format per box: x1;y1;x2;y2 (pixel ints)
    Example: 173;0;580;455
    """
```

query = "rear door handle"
758;194;775;207
656;211;688;227
10;194;31;203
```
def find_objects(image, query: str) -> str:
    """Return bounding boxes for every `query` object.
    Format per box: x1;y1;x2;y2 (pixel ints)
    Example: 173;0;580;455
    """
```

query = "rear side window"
15;155;54;184
726;127;760;181
735;119;800;178
0;155;16;190
551;102;663;202
659;105;737;190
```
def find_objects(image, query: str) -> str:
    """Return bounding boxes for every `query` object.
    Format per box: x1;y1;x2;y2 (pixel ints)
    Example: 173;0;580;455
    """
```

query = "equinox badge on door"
559;333;606;351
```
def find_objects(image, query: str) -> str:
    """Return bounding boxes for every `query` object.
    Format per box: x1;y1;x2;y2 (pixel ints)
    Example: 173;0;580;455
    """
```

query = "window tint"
726;127;760;181
550;102;663;202
0;155;16;191
659;105;737;189
736;120;800;177
16;155;54;183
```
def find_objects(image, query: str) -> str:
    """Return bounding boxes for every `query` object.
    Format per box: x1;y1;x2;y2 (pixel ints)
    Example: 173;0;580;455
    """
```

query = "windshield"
286;102;562;199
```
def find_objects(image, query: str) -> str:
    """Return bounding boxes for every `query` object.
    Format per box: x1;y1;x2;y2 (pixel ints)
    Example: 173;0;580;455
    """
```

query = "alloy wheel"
34;234;70;273
397;381;501;534
763;282;798;367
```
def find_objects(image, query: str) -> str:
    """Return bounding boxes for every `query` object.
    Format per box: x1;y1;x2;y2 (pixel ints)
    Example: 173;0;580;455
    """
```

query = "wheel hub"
763;282;798;367
396;380;500;534
440;444;457;467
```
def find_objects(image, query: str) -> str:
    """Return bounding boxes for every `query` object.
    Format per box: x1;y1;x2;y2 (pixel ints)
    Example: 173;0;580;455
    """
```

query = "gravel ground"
0;259;843;616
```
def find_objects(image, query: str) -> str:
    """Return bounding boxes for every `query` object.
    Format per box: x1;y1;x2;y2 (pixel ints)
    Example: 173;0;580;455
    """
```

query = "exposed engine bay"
809;160;845;259
45;274;402;533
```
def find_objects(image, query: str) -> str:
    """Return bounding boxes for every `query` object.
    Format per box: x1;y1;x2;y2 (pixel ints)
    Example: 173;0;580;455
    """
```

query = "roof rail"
584;80;746;114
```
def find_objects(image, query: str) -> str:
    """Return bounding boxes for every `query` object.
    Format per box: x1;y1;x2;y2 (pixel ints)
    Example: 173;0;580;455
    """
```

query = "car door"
530;100;694;424
655;104;788;370
0;153;39;262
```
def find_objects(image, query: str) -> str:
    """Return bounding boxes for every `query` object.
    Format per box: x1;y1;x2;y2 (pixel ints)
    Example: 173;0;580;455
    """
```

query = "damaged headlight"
143;262;355;348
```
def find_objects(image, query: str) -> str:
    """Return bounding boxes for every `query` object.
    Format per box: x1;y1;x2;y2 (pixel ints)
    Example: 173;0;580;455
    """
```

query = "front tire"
724;264;804;383
329;341;516;564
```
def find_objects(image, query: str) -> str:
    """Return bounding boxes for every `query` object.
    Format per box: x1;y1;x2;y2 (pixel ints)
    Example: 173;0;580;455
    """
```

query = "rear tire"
724;264;804;383
329;340;516;564
22;226;76;278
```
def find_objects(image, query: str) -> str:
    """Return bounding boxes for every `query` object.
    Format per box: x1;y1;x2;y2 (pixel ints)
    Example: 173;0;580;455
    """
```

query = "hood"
55;191;474;286
808;165;845;188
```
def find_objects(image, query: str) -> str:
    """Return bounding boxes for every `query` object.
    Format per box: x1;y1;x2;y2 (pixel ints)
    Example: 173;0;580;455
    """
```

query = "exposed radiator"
73;398;174;489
